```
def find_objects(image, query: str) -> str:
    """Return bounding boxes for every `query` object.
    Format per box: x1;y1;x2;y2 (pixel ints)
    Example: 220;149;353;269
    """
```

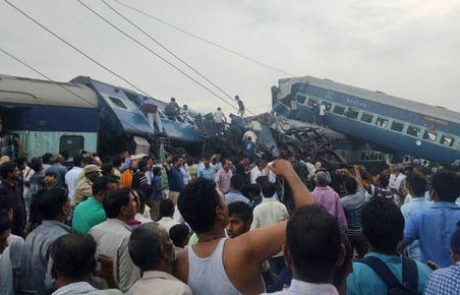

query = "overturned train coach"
272;76;460;165
0;74;202;158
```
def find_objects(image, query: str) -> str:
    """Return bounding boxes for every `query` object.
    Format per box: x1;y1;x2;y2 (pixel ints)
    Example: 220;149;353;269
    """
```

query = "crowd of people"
0;148;460;295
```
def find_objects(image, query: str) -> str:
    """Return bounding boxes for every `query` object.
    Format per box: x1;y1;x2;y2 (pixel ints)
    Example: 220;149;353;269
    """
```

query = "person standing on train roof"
235;95;245;118
213;107;226;136
164;97;180;120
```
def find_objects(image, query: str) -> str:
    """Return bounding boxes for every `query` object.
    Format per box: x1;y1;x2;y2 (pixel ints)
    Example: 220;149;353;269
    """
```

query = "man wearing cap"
425;224;460;295
74;164;101;206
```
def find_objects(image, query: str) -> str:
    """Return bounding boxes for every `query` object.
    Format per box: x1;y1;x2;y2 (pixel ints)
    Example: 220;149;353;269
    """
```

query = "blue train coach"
272;76;460;165
0;74;98;158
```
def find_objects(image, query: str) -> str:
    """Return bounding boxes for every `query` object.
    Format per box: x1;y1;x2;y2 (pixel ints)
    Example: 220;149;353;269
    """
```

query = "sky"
1;0;459;115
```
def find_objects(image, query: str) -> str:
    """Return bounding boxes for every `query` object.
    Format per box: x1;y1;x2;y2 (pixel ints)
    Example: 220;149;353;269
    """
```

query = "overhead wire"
76;0;239;112
0;46;97;108
111;0;297;77
2;0;151;97
99;0;254;115
0;46;150;132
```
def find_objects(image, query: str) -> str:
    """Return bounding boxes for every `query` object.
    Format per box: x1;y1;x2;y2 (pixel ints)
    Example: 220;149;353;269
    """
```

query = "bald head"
315;171;328;187
128;223;171;271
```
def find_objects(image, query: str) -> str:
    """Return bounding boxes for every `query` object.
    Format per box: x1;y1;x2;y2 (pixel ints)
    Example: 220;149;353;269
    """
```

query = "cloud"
0;0;459;115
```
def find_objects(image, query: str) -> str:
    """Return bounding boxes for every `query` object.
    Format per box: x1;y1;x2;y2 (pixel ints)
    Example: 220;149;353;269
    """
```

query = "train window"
60;136;84;158
376;117;389;128
360;113;374;123
307;98;318;107
391;121;405;132
333;105;345;115
440;135;454;147
322;101;332;110
295;94;306;104
109;96;127;109
407;126;421;137
344;108;359;119
423;130;438;142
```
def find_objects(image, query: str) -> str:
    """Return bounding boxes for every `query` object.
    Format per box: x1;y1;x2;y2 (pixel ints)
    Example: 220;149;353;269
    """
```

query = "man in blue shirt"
167;156;185;206
404;170;460;267
347;198;431;295
225;175;249;205
400;172;432;261
197;156;215;181
19;188;71;294
150;166;164;221
425;225;460;294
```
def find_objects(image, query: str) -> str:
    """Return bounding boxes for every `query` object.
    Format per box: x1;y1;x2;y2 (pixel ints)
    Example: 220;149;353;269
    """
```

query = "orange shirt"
120;169;133;188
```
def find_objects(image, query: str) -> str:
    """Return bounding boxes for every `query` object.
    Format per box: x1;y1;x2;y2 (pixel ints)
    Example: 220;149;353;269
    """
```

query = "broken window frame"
423;130;438;142
360;113;374;123
391;121;405;132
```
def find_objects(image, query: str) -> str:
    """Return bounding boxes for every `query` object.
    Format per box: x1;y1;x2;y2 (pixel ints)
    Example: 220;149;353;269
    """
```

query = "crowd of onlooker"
0;149;460;295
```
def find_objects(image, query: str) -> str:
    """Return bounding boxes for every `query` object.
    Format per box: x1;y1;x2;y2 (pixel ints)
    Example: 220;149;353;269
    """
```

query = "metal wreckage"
193;112;347;167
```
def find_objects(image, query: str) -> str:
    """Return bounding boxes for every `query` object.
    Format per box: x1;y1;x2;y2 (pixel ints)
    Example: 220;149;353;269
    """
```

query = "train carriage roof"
276;76;460;125
0;74;98;108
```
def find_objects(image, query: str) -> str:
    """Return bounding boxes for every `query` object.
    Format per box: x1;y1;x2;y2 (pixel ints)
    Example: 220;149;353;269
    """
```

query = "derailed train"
272;76;460;166
0;74;202;158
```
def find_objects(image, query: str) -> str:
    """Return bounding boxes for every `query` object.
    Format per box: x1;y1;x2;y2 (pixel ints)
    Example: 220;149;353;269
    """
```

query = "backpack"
358;256;421;295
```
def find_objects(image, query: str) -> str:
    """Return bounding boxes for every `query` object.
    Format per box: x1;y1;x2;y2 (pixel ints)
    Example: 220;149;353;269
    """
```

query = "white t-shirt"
0;235;24;295
65;166;84;205
319;104;326;116
213;111;225;123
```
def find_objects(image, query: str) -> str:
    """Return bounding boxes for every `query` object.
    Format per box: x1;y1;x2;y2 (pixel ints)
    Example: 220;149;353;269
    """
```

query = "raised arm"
271;159;314;207
238;160;314;264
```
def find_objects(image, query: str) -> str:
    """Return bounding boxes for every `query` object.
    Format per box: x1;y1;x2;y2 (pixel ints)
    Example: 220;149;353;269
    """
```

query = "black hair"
138;158;149;171
153;166;162;176
92;176;117;196
0;161;17;179
286;205;341;283
379;174;390;188
169;224;190;248
103;189;132;218
230;175;244;191
160;199;174;217
42;153;53;164
333;232;353;288
406;172;427;197
178;178;221;234
431;170;460;202
343;177;357;195
0;213;12;234
112;155;124;168
72;155;82;167
228;201;253;223
129;223;166;271
242;184;260;198
172;156;182;164
362;198;404;253
101;163;114;176
261;182;276;198
15;156;27;170
38;188;68;220
255;176;269;187
30;157;43;172
51;234;97;280
60;151;70;161
45;170;57;177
